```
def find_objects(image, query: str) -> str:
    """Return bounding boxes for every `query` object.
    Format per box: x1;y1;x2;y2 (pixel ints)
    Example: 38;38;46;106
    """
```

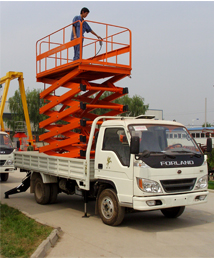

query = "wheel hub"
102;197;114;219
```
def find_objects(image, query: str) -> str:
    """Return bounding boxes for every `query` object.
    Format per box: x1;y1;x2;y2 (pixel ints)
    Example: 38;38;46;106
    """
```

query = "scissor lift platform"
37;62;131;84
36;20;132;158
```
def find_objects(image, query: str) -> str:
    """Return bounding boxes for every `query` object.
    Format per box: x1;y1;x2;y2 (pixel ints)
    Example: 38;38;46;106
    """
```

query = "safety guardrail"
36;20;132;76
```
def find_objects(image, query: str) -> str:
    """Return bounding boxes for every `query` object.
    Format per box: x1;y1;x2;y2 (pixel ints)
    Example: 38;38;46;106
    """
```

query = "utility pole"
205;97;207;128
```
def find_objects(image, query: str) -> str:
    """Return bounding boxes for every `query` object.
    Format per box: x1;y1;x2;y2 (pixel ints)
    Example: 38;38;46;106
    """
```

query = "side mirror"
130;136;139;154
206;138;212;153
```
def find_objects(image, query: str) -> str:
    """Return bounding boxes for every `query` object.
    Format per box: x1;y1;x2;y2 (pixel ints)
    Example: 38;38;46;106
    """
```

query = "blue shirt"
71;15;92;40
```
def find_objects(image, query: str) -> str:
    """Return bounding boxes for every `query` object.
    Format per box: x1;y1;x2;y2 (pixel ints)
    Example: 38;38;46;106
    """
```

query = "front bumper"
0;166;15;173
133;191;209;211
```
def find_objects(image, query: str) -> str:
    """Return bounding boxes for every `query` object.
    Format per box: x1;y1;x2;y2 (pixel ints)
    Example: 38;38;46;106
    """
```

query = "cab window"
102;128;130;166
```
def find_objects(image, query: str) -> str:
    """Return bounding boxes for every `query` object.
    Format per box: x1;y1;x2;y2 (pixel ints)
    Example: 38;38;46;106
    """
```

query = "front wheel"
1;173;9;182
98;189;125;226
161;206;185;218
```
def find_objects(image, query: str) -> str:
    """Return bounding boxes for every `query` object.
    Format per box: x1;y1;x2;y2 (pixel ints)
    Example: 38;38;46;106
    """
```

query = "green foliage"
207;148;214;170
208;181;214;189
117;94;149;117
27;89;47;139
0;203;52;258
202;122;214;127
5;88;47;140
5;90;25;135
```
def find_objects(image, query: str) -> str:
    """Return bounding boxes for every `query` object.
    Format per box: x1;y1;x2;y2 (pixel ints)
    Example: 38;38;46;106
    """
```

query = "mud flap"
5;172;31;198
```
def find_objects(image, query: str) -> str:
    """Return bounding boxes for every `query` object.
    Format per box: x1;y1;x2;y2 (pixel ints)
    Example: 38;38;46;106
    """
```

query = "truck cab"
0;131;15;181
94;117;209;225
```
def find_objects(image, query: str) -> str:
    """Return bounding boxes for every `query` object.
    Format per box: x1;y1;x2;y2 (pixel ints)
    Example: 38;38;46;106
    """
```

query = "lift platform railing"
36;20;132;76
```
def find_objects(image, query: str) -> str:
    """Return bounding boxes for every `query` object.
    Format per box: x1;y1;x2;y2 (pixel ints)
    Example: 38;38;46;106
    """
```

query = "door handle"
98;163;103;169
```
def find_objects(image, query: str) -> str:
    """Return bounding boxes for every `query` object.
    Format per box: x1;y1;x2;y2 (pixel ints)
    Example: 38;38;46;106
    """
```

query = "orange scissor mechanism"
36;20;132;158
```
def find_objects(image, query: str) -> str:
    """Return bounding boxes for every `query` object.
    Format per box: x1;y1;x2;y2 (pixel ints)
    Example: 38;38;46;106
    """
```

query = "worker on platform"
27;142;34;151
71;7;102;60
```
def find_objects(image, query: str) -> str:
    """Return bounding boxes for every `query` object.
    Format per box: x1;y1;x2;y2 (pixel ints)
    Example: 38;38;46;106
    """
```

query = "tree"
116;94;149;117
27;89;47;140
207;149;214;171
6;90;25;135
202;122;214;127
5;88;47;140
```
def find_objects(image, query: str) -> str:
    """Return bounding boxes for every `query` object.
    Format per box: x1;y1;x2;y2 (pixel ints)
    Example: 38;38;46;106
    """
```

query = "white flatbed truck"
5;116;212;226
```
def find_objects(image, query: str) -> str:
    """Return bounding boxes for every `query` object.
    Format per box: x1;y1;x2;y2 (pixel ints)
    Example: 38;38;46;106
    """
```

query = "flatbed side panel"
89;160;95;179
14;152;95;182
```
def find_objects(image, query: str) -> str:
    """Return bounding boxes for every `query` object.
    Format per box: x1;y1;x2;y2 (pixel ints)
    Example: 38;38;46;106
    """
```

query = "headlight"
5;159;14;166
195;175;208;190
137;178;163;193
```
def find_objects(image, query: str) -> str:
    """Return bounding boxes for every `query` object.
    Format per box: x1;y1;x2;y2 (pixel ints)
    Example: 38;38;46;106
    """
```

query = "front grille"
0;160;6;166
160;178;196;193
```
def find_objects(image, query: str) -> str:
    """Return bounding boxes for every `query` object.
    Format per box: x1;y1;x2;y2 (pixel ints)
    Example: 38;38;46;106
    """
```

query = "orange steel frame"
36;20;132;158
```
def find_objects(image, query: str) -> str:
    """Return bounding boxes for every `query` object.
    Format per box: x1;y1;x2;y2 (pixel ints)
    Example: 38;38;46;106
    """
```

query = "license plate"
172;196;188;206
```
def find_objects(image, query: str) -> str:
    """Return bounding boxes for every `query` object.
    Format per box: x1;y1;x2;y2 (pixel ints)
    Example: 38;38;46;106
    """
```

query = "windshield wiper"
140;150;175;159
163;153;176;159
139;150;159;158
140;150;151;158
171;150;201;158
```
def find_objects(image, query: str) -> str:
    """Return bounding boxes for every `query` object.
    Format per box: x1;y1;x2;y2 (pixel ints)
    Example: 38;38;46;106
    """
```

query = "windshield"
128;124;201;155
0;134;13;149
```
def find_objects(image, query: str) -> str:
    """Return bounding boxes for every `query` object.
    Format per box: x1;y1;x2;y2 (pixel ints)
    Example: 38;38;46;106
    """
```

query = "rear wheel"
161;206;185;218
34;177;50;204
0;173;9;182
98;189;125;226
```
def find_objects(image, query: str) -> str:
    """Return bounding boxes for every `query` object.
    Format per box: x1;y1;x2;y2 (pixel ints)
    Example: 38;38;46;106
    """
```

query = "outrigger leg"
5;172;31;198
82;190;90;218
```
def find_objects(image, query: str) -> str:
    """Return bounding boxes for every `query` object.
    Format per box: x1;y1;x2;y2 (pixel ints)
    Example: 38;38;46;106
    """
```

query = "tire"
34;177;50;205
49;183;58;204
98;189;125;226
1;173;9;182
161;206;185;218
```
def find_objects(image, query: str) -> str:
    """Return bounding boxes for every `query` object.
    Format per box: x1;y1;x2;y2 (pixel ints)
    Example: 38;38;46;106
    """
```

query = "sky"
1;1;214;127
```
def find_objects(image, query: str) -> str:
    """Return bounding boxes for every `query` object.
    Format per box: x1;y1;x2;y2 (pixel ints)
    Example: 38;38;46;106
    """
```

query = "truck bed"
14;151;95;185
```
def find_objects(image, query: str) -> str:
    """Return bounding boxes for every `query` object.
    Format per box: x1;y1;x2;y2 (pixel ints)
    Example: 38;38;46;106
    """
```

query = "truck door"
95;127;133;204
